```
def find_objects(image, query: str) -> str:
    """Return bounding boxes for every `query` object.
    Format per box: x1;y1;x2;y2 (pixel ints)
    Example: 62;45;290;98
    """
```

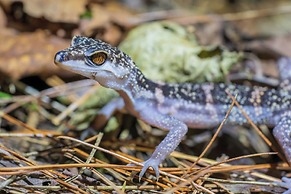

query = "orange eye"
91;52;107;65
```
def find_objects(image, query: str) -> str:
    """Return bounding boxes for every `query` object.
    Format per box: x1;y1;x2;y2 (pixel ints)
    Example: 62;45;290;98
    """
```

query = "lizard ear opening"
90;51;108;66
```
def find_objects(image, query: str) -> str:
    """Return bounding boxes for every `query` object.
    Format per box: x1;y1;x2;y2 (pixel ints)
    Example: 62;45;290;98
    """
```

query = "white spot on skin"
249;87;266;116
155;88;165;104
202;84;219;122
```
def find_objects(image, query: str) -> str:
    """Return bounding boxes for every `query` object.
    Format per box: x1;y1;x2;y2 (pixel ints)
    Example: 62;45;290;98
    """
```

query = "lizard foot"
275;177;291;194
126;159;160;181
139;158;160;181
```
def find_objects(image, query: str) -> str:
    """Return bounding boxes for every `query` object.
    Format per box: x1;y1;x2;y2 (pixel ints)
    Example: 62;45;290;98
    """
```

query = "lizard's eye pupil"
91;52;107;66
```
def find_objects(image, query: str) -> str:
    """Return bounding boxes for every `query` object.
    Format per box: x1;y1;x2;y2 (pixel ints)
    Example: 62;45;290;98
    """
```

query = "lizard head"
54;36;135;89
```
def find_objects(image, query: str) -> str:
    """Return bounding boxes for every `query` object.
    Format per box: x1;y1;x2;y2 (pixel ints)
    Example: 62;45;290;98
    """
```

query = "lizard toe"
275;177;291;194
139;159;160;181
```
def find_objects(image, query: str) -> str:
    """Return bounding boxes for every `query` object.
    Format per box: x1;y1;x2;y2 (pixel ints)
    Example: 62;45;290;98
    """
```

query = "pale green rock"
119;21;242;83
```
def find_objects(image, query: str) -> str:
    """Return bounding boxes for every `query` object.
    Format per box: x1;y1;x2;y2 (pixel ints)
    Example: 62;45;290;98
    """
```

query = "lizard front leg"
273;111;291;163
92;97;125;129
271;112;291;193
278;57;291;92
136;106;188;179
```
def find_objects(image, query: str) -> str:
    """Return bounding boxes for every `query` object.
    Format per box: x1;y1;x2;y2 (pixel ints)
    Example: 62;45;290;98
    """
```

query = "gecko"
54;36;291;186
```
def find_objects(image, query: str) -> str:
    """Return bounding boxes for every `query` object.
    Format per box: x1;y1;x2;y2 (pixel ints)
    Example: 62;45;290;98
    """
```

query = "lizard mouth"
54;51;130;80
54;52;96;78
54;52;87;71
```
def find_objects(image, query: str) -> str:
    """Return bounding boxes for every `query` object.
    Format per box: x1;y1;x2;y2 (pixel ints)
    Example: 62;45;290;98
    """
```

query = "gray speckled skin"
54;36;291;181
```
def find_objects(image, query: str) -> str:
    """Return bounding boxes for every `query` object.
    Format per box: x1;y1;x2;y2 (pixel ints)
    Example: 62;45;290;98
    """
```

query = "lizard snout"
54;51;65;65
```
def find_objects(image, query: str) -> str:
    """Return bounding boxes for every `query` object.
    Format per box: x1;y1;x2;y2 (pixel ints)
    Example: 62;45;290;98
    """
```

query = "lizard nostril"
54;51;64;64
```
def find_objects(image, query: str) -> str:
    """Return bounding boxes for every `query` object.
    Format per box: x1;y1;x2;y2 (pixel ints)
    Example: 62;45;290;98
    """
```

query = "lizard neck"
128;68;158;96
116;67;158;105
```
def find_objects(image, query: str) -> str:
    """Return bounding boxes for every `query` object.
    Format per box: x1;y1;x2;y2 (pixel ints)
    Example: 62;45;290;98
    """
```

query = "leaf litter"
1;0;291;193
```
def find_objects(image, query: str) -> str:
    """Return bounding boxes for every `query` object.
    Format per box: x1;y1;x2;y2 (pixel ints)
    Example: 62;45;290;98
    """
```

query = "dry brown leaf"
105;2;136;26
0;31;70;80
79;2;134;34
264;34;291;57
0;0;12;11
22;0;87;23
0;5;6;27
81;4;111;30
102;24;123;45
